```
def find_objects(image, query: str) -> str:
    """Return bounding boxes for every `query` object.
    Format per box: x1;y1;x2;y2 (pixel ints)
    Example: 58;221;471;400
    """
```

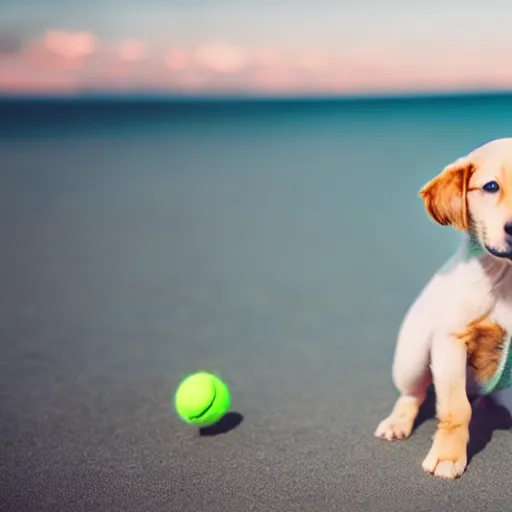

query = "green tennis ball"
174;372;230;427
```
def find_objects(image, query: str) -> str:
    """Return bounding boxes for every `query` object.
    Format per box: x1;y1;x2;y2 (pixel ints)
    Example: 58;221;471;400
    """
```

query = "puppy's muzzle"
504;221;512;249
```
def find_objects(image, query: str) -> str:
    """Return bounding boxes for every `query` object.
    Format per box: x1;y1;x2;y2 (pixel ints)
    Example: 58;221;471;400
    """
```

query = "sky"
1;1;512;96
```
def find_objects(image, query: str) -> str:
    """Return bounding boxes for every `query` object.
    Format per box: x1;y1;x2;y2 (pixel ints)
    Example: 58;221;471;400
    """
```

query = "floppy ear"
418;159;475;231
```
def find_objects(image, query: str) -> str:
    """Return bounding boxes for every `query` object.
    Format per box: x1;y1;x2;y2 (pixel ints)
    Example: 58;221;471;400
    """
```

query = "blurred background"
1;2;512;97
3;3;512;511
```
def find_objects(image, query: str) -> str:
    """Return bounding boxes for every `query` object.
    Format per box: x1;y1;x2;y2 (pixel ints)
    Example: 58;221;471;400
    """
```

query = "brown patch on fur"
437;413;467;434
456;316;507;383
419;162;475;231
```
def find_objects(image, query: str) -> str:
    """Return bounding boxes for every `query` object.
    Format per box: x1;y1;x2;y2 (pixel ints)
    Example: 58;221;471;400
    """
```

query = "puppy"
375;138;512;479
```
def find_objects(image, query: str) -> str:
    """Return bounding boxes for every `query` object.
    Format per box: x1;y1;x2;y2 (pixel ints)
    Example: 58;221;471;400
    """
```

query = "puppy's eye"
482;180;500;193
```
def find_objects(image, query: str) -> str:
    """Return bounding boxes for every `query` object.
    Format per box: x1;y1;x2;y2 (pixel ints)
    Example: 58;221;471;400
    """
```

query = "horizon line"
1;89;512;103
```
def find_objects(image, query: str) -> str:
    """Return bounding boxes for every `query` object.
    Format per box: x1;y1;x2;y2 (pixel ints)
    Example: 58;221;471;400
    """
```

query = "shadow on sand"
413;387;512;463
199;412;244;437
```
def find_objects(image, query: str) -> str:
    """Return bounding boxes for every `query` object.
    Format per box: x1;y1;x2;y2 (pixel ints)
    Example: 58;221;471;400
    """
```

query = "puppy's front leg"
422;332;471;479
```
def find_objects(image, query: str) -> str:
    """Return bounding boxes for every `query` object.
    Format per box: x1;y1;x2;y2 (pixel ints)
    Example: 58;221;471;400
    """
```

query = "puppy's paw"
374;415;414;441
421;431;468;479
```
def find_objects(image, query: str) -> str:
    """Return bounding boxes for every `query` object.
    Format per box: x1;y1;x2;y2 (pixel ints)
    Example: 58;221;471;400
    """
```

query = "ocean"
3;93;512;511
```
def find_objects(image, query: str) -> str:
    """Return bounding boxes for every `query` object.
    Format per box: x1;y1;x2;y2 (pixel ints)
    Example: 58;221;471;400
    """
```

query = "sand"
2;129;512;512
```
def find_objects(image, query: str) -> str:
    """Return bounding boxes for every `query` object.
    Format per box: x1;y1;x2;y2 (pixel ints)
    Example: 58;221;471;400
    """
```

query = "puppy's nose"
504;222;512;236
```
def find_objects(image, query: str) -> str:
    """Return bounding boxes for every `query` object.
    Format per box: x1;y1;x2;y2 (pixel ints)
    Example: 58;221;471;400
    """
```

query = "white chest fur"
428;237;512;410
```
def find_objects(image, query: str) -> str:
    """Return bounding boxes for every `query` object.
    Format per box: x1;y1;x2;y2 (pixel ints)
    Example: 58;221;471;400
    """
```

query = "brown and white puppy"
375;138;512;479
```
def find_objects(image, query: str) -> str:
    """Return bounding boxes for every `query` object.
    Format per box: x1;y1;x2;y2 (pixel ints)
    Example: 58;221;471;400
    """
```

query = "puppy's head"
420;138;512;261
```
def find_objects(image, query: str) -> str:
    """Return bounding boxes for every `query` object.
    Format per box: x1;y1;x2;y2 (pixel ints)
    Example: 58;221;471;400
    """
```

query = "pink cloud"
44;31;98;59
0;30;100;93
165;49;190;71
11;30;100;75
116;40;147;63
251;48;284;68
1;30;512;95
194;44;248;74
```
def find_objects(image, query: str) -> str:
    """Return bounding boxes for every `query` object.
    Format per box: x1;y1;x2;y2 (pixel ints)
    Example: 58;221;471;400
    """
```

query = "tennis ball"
174;372;230;427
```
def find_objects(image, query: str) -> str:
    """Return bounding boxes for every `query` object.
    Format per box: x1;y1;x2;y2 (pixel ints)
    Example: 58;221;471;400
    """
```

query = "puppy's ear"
419;159;475;231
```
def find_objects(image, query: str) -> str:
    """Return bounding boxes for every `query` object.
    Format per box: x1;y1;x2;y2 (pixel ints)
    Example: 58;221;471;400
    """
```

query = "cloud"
16;31;99;74
116;40;147;62
0;30;100;92
1;29;512;95
44;31;98;59
165;49;190;71
194;44;248;74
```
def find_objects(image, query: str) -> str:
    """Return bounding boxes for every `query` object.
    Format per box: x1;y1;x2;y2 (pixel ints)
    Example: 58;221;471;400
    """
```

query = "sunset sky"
1;1;512;96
